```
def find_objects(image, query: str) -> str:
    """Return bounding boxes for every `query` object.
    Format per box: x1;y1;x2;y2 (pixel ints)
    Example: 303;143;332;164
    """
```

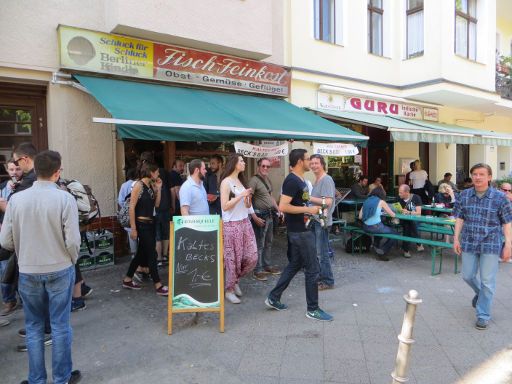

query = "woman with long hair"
219;154;258;303
122;162;168;296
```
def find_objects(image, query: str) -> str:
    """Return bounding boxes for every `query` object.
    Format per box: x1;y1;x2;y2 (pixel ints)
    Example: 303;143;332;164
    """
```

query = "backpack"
345;234;372;253
117;193;131;228
59;179;100;225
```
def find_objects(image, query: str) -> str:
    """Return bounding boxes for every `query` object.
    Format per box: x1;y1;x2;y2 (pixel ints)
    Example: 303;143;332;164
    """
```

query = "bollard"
391;290;422;384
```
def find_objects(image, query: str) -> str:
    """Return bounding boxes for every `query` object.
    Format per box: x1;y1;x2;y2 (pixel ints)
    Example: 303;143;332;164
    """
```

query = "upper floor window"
314;0;343;45
455;0;477;60
407;0;424;58
368;0;383;56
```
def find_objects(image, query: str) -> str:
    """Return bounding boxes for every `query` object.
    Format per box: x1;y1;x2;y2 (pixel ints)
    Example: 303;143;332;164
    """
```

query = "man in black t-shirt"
169;159;185;216
398;184;424;258
265;149;333;322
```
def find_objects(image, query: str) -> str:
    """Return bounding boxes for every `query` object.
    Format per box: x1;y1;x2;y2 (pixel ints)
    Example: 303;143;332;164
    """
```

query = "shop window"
455;0;477;60
406;0;424;58
314;0;343;45
368;0;383;56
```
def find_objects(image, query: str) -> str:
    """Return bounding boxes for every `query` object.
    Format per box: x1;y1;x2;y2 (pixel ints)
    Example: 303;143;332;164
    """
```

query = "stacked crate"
78;230;115;270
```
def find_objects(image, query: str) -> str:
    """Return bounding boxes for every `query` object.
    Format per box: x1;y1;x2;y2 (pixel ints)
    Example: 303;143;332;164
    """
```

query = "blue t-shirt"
179;177;209;216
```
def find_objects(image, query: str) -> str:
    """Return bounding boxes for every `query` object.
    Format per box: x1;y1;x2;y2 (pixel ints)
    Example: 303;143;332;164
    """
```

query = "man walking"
179;159;209;216
0;150;82;383
265;149;333;321
204;155;223;215
249;158;281;281
309;154;336;290
453;163;512;330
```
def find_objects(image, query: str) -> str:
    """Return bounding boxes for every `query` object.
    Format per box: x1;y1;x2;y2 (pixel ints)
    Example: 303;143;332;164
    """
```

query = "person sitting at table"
359;187;397;262
462;177;473;189
349;175;369;199
369;177;386;197
437;172;458;191
435;183;456;208
398;184;424;258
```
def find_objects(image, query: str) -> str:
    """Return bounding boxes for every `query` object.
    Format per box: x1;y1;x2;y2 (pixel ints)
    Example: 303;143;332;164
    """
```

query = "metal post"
391;290;422;384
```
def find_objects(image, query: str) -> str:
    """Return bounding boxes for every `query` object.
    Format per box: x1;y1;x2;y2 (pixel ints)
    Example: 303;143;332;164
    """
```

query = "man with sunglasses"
249;158;281;281
501;183;512;202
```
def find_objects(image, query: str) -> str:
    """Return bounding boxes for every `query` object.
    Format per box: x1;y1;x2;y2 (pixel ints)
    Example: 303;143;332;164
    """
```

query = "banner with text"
234;142;288;158
58;25;291;97
313;143;359;157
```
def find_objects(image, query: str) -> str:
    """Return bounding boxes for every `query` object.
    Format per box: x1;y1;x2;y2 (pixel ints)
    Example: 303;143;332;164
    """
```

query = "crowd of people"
2;144;512;382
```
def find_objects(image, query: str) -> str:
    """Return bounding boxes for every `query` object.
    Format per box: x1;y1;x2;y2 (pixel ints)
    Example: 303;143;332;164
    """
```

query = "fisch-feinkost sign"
58;25;291;97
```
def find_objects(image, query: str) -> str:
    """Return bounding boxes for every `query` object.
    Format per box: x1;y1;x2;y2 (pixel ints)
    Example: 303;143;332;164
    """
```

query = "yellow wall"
497;17;512;56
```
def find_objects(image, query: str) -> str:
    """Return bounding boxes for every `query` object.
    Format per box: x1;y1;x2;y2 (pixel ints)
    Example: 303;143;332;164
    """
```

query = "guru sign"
346;97;423;119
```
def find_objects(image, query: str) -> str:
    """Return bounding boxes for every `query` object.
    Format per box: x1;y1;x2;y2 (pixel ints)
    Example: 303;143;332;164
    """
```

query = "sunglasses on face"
260;165;271;169
13;156;27;166
502;188;511;193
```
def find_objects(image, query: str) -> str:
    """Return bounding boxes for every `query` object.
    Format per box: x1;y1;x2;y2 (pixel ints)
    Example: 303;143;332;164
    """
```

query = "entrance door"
0;82;47;181
365;126;392;191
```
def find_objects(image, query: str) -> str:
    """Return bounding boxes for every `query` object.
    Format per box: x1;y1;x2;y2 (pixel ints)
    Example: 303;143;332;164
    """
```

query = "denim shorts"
154;210;171;241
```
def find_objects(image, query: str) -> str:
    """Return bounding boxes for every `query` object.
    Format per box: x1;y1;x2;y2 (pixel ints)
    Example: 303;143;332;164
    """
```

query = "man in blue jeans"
0;150;82;384
265;149;333;321
453;163;512;330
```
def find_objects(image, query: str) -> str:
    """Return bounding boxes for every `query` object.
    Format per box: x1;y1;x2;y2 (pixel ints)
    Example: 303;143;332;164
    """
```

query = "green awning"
312;109;512;146
74;75;368;143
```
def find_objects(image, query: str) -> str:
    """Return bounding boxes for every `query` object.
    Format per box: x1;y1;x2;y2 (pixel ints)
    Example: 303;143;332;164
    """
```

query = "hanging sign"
234;141;288;158
168;215;224;334
58;25;291;97
312;143;359;156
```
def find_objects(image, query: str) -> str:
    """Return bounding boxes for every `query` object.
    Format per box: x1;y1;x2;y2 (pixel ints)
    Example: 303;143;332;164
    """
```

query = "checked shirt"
453;187;512;255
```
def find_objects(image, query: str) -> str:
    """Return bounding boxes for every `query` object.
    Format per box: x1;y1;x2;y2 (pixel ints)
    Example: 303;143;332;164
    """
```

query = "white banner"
234;142;289;158
312;143;359;157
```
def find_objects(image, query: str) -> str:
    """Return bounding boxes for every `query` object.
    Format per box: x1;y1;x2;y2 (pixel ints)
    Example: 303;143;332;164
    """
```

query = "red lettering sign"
350;98;362;110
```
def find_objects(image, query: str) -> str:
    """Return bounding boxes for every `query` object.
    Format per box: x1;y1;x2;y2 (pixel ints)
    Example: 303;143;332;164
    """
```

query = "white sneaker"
417;245;425;252
234;284;243;297
403;251;412;258
225;291;241;304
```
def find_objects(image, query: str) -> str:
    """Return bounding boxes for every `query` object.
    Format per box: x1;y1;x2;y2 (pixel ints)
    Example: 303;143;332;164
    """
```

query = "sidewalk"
1;234;512;384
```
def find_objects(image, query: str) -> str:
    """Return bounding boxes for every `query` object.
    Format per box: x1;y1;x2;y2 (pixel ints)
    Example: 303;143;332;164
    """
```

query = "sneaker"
265;296;287;311
17;334;52;352
1;301;18;316
374;247;385;256
234;284;243;297
68;370;82;384
133;272;143;284
0;318;9;327
306;308;334;322
122;280;142;290
318;282;334;291
155;285;169;296
472;294;478;308
225;291;241;304
81;284;93;298
17;328;51;338
71;298;87;312
475;318;488;330
264;266;281;275
403;251;412;258
253;271;268;281
417;245;425;252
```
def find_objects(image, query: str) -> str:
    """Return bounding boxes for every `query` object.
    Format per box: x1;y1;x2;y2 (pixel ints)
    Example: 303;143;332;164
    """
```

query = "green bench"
418;223;453;241
339;225;456;276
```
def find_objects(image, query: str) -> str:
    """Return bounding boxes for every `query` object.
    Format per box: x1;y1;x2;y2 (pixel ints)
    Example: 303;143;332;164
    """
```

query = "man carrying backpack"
0;150;82;384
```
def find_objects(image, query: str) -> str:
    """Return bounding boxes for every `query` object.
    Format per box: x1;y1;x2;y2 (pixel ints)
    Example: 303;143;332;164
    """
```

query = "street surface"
2;234;512;384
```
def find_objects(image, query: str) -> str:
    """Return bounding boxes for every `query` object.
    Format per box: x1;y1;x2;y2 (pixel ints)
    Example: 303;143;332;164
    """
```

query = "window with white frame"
406;0;424;58
314;0;343;45
368;0;383;56
455;0;477;60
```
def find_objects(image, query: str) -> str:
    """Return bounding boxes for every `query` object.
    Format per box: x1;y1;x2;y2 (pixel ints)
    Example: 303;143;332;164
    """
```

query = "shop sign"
234;141;288;158
261;140;284;168
312;143;359;157
58;25;291;97
317;92;435;121
423;107;439;122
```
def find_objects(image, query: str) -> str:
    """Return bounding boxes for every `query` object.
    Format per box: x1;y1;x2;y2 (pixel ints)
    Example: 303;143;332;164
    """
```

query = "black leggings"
126;221;160;284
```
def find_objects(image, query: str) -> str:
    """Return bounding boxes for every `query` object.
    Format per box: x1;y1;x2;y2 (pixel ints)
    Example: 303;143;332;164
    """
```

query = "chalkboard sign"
168;215;224;334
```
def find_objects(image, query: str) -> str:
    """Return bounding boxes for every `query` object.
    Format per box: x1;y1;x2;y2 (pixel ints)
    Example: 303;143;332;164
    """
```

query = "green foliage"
496;177;512;187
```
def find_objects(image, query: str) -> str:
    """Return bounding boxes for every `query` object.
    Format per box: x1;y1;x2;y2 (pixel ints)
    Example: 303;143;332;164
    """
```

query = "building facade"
286;0;512;191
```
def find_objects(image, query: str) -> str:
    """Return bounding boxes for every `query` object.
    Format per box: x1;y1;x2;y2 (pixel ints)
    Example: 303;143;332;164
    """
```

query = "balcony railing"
496;59;512;101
